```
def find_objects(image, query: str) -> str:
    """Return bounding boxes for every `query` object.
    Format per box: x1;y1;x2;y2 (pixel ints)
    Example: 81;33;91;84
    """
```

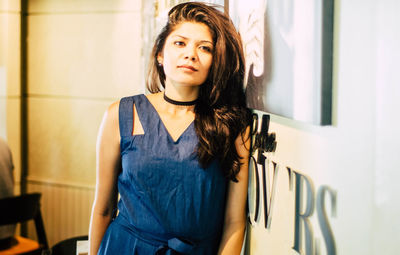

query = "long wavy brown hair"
147;2;251;181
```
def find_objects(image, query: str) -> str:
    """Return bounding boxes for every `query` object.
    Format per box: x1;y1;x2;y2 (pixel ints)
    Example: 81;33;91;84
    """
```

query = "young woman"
89;2;251;254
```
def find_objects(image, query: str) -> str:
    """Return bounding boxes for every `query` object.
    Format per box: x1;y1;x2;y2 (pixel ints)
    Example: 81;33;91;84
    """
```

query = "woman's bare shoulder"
145;92;163;102
105;100;120;120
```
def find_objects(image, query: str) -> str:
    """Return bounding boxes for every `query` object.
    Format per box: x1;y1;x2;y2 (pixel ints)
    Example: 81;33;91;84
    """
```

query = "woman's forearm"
218;221;246;255
88;212;112;255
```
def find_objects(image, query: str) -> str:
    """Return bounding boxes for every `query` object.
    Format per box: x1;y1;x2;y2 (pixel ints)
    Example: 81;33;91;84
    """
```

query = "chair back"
0;193;49;249
51;235;88;255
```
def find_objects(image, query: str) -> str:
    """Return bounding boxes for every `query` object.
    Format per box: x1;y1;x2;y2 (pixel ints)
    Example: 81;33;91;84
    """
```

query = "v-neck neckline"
142;95;195;143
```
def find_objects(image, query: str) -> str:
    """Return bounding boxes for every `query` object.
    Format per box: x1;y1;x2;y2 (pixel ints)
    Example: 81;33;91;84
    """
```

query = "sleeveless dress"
98;94;228;255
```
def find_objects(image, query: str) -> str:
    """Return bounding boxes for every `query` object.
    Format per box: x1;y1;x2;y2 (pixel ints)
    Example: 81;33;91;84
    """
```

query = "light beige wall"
24;0;144;245
0;0;21;195
26;0;143;186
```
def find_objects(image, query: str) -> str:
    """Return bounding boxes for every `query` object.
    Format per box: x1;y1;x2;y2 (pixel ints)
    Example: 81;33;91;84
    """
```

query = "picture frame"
228;0;334;125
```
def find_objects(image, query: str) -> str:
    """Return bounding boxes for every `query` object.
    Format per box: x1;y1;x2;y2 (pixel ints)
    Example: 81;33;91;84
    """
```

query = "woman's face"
158;22;214;88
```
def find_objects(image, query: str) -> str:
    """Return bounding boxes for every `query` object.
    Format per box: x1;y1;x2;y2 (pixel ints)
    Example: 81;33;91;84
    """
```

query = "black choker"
163;93;197;106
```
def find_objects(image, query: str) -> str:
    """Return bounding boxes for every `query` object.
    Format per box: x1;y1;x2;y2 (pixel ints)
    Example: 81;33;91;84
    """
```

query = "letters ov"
248;115;337;255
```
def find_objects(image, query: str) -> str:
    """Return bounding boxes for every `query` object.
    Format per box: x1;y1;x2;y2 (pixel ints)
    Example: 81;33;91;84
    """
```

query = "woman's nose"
185;55;196;61
184;46;197;61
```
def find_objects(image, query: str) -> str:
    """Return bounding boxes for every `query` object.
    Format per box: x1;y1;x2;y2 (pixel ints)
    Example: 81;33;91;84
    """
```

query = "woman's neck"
163;83;199;103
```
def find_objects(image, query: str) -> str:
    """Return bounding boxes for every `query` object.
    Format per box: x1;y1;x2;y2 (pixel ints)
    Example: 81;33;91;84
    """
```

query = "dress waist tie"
114;215;212;255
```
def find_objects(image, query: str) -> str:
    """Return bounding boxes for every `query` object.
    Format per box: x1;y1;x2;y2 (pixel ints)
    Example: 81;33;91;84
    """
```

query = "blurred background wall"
24;0;144;245
1;0;144;246
0;0;399;253
0;0;22;196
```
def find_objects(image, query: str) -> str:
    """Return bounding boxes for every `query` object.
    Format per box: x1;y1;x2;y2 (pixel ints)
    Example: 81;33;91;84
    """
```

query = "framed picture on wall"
228;0;334;125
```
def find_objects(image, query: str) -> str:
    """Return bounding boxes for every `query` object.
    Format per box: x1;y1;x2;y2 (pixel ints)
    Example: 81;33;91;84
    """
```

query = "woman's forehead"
168;22;213;42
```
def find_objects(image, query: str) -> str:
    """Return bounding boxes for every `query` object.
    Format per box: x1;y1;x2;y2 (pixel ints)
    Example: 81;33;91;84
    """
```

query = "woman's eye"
174;41;185;46
199;46;212;52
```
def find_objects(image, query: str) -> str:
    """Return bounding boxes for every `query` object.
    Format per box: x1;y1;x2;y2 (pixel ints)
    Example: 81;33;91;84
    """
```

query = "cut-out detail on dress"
131;104;145;136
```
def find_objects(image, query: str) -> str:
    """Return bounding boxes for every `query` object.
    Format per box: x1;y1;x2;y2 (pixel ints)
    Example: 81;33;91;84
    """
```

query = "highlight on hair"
146;2;251;181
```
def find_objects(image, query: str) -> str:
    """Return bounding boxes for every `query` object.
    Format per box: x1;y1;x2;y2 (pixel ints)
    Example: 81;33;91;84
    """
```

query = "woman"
89;2;251;254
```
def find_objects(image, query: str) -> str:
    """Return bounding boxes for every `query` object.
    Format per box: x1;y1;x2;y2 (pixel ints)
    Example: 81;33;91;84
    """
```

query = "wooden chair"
0;193;49;255
51;235;88;255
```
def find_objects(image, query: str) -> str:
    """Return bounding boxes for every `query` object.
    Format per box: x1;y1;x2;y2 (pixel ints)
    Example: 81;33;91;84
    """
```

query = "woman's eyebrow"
171;35;187;40
172;34;213;44
199;40;213;45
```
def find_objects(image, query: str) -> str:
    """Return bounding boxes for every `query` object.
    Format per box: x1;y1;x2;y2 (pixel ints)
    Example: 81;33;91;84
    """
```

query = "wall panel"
28;0;141;13
27;180;95;246
6;97;21;184
0;13;20;96
28;97;111;185
0;1;21;193
0;0;20;12
28;13;142;99
25;0;143;246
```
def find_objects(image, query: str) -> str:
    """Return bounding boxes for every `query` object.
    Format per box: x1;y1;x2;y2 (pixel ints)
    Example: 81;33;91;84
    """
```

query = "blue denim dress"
98;95;228;255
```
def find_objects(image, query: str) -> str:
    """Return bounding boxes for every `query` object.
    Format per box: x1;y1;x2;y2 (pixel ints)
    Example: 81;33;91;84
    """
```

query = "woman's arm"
88;101;121;255
218;126;251;255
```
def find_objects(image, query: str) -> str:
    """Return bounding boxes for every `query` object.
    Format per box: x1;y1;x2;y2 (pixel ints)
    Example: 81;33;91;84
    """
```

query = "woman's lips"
178;65;198;71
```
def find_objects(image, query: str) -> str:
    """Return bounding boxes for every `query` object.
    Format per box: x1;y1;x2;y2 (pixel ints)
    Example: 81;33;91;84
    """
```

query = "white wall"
245;0;400;254
372;0;400;254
